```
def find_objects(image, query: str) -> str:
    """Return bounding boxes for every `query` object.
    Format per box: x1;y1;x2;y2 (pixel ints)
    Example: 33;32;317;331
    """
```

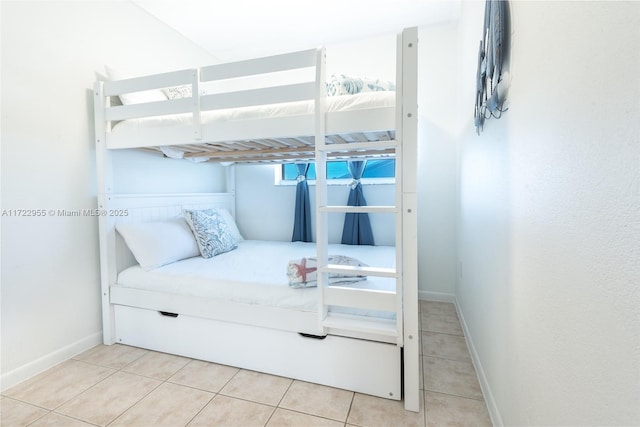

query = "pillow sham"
116;217;200;271
105;65;167;105
183;209;238;258
216;208;244;243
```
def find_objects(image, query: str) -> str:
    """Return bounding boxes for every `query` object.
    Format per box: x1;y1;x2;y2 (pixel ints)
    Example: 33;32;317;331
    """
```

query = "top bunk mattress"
111;91;395;134
116;240;395;314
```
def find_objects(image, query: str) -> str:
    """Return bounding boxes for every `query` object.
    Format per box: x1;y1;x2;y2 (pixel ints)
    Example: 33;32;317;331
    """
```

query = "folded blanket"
287;255;367;288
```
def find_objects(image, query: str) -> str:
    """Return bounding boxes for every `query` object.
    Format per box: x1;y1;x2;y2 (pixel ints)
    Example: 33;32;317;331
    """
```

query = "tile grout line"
108;350;173;427
104;375;165;427
183;391;217;427
51;362;120;412
421;353;473;364
263;381;360;425
422;351;486;402
421;329;465;337
260;377;295;426
108;388;164;426
423;389;428;427
1;358;70;398
344;391;356;425
213;365;242;395
1;394;51;412
272;406;352;425
40;360;120;415
72;345;149;371
170;359;268;427
423;388;487;403
105;352;218;427
22;408;51;427
48;411;102;427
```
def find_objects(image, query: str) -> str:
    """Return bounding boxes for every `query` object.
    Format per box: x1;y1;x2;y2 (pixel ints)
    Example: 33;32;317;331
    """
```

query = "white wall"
0;1;221;389
111;150;226;194
417;24;460;299
456;1;640;425
325;34;397;82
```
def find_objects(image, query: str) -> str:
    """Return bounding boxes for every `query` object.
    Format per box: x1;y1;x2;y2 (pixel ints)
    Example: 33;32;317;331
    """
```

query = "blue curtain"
291;163;312;242
341;161;375;245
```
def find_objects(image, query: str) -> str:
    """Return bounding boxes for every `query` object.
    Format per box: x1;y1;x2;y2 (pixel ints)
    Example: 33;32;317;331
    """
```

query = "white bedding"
111;91;395;133
116;240;395;314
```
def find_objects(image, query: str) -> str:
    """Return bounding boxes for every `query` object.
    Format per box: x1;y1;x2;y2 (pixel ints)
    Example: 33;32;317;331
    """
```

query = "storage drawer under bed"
113;304;401;400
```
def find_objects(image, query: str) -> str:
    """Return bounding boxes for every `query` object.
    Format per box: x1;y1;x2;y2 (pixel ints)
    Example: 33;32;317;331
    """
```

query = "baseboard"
454;297;503;427
1;331;102;392
418;290;456;304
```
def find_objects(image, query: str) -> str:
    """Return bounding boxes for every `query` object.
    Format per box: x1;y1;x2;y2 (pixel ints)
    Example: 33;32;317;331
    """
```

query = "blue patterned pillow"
162;85;192;99
183;209;237;258
325;74;396;96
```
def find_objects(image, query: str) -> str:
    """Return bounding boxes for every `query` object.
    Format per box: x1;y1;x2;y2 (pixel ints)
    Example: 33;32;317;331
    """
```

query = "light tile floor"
1;300;492;426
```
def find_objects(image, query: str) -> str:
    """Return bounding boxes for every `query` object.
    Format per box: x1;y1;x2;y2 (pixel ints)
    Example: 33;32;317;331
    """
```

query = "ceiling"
133;0;461;61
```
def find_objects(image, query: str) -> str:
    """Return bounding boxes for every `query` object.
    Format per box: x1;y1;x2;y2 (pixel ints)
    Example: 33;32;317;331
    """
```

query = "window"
277;159;395;184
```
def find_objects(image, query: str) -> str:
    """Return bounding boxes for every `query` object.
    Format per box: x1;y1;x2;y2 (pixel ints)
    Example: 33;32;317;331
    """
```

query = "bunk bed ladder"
316;196;403;346
315;27;419;412
314;34;416;347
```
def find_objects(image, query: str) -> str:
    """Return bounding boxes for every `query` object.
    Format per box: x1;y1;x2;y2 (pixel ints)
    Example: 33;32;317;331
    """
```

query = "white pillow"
105;65;167;105
116;217;200;270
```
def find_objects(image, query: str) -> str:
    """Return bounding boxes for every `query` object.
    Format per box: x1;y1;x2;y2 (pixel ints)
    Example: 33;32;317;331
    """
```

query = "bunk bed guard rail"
97;49;323;149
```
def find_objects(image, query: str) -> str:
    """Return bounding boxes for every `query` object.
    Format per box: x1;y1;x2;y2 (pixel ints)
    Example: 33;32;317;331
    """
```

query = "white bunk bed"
93;28;419;411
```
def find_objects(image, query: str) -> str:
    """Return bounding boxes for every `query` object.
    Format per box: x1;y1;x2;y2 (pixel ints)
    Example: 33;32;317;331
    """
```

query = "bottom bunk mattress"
115;239;396;317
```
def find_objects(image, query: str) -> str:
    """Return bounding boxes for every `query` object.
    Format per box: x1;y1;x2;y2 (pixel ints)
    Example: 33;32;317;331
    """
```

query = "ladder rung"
322;313;398;337
319;265;398;278
324;286;396;312
319;205;398;214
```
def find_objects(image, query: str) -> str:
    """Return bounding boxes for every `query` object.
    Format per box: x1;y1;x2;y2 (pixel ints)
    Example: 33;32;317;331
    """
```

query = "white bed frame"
94;28;419;410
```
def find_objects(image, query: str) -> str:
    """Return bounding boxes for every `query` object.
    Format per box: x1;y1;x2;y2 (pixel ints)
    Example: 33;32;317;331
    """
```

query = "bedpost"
191;68;202;140
314;47;328;331
94;81;117;345
225;164;237;218
399;27;420;412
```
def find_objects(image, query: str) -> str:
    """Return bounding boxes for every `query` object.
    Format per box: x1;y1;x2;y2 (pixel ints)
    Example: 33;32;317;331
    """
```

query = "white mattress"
112;91;395;133
116;240;395;314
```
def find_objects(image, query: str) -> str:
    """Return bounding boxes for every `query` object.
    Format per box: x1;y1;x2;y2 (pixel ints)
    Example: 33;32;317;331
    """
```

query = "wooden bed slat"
201;150;395;163
145;132;395;164
182;145;394;158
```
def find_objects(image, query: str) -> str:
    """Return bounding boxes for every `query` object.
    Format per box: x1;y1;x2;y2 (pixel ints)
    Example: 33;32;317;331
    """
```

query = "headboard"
98;193;236;275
